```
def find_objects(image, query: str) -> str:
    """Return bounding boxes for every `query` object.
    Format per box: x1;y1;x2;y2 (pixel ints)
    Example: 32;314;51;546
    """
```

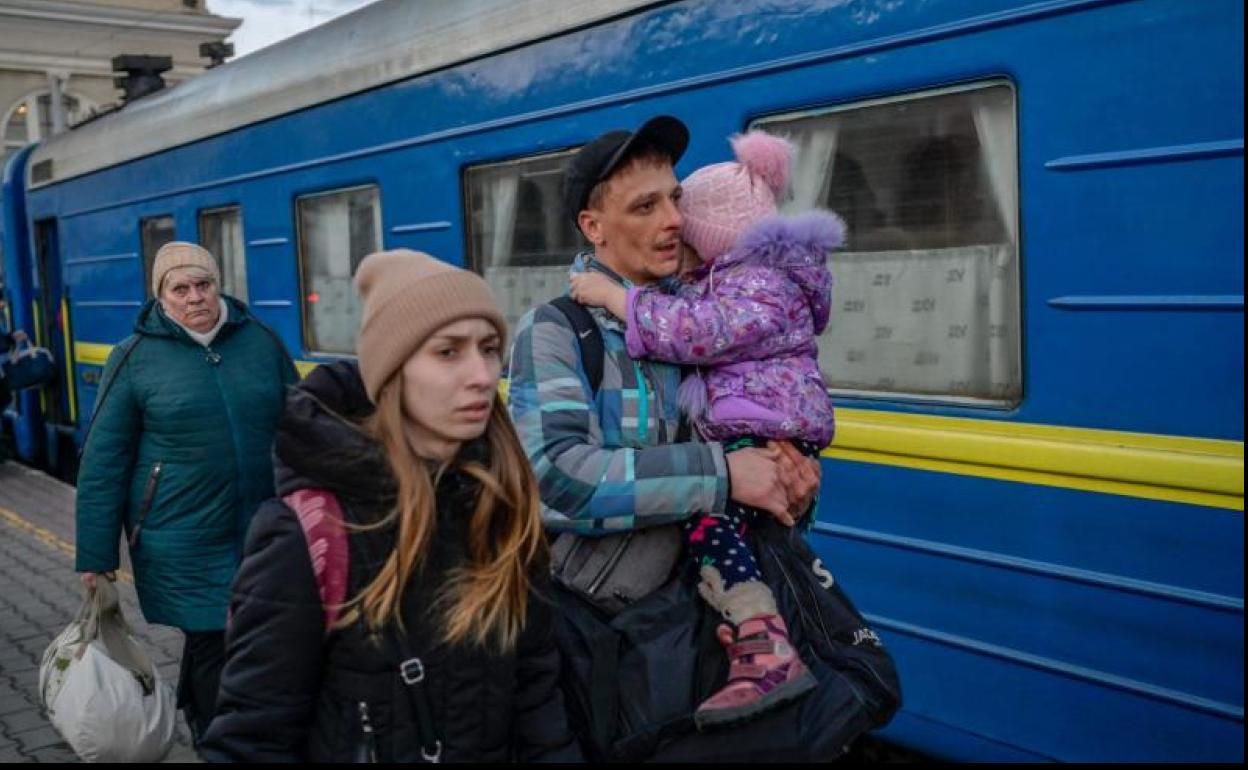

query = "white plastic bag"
39;579;175;762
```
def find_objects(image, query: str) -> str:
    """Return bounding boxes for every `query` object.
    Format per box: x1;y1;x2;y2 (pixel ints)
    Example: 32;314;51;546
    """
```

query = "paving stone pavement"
0;462;200;763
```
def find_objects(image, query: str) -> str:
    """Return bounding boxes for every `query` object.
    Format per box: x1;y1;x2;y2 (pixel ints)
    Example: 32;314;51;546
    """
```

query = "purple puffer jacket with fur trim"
624;211;842;447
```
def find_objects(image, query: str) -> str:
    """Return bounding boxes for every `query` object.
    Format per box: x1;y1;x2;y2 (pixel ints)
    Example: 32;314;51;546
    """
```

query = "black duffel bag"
552;517;901;762
1;338;56;391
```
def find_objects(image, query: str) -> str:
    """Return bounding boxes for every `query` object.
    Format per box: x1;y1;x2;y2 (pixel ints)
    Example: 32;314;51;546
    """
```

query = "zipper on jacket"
779;536;897;704
207;346;245;552
354;700;378;763
128;461;163;550
764;539;867;708
587;531;636;596
632;360;650;443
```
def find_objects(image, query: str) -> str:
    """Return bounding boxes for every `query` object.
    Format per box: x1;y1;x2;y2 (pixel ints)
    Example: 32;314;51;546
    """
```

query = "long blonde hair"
336;373;546;652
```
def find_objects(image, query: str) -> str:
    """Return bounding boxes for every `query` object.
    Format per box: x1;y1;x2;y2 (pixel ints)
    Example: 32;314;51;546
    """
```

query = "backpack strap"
283;488;350;633
549;295;605;396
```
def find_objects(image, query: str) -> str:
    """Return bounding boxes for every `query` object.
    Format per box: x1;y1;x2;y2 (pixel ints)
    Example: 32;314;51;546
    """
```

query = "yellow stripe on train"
825;411;1242;512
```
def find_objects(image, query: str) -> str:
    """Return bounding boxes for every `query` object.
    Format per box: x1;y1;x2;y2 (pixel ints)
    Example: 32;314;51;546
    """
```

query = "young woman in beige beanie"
201;249;580;762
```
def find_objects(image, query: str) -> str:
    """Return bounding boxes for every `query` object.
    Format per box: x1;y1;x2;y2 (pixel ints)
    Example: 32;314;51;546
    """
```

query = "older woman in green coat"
75;241;297;743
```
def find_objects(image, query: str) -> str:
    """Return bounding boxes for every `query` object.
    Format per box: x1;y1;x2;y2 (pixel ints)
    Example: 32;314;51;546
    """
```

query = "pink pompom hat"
679;130;794;262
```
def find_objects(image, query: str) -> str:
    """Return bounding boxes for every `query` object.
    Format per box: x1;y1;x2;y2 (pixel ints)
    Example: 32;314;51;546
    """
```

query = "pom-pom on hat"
679;131;794;262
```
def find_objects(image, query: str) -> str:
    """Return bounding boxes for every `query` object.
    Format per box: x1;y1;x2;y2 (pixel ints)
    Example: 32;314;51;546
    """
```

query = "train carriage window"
199;206;248;302
463;149;585;334
296;186;381;355
141;215;176;299
756;81;1021;405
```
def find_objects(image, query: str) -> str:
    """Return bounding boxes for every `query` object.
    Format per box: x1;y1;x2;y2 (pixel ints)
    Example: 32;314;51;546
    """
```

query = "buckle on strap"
729;639;775;658
400;657;425;685
422;739;443;763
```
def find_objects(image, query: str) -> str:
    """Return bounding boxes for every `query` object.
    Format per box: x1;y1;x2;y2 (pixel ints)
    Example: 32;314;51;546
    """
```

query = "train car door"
32;218;77;476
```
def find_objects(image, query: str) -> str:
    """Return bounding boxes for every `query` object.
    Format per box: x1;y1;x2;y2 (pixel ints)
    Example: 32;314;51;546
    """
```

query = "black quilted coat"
200;362;581;763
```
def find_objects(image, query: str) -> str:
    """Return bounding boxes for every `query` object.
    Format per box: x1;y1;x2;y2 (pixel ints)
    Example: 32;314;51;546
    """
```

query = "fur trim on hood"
720;209;844;333
726;210;845;271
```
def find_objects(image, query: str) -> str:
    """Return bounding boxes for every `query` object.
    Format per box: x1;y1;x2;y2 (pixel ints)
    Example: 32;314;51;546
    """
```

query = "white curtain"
986;242;1019;397
784;119;839;210
223;211;247;302
479;172;523;330
482;173;519;270
970;96;1018;245
970;94;1020;394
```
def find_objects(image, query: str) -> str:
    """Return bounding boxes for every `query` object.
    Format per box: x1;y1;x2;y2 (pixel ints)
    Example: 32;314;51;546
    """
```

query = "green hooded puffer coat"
75;296;298;631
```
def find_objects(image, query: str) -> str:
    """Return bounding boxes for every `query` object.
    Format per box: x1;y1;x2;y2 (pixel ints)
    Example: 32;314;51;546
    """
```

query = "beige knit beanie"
151;242;221;297
354;249;506;403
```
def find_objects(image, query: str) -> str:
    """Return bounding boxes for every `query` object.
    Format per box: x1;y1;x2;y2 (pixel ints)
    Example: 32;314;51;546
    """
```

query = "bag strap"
383;626;443;762
549;295;605;396
283;488;351;632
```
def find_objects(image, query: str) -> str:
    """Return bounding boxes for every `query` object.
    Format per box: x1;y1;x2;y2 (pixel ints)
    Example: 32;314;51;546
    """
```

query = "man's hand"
727;446;796;526
569;273;628;320
773;441;821;520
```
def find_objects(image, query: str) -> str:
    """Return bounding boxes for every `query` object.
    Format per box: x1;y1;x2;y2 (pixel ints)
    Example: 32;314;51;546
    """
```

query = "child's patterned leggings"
683;502;763;590
682;436;821;590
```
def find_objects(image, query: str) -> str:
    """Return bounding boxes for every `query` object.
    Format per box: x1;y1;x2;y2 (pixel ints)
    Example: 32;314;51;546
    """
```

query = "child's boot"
694;568;816;729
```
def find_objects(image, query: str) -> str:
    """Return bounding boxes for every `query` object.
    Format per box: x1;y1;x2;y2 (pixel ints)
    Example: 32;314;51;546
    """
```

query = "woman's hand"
569;273;628;320
79;571;117;590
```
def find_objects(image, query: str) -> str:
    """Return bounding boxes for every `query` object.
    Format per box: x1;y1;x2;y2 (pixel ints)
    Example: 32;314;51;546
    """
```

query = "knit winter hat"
679;131;794;262
354;249;506;403
151;241;220;297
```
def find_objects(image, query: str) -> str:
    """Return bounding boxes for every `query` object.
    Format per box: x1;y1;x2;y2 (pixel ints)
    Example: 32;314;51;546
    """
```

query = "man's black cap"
562;115;689;224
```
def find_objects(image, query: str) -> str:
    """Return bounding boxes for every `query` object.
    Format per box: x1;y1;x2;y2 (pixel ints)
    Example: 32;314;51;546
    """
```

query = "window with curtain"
755;81;1021;405
296;186;381;355
463;148;585;335
141;215;176;298
199;206;248;301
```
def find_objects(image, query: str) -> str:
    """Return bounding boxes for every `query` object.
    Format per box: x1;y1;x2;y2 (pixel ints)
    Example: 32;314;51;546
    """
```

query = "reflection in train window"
199;206;248;302
463;148;585;335
141;215;176;299
756;81;1021;406
296;186;381;355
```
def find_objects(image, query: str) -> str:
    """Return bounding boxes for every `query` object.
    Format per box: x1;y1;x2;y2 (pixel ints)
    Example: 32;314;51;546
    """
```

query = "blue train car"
2;0;1242;761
